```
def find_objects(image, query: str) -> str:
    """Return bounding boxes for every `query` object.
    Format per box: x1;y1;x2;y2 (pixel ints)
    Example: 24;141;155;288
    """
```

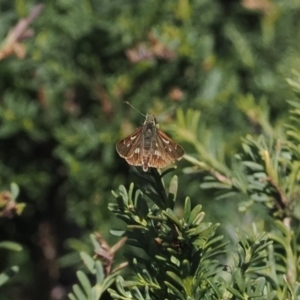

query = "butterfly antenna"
125;101;146;117
155;104;178;121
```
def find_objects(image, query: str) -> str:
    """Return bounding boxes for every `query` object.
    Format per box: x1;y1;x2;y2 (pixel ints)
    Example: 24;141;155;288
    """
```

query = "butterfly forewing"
116;114;184;171
116;127;143;158
156;129;185;160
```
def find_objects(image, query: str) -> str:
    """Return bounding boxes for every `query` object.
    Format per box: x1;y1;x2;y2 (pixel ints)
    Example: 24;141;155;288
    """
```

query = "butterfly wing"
116;127;143;166
116;125;184;170
148;129;184;169
157;129;185;160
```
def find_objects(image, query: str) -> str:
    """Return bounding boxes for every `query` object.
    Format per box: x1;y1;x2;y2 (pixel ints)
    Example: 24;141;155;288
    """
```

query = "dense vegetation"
1;0;300;299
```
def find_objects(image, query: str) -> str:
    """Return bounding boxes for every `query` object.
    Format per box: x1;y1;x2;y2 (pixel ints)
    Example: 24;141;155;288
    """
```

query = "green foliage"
2;0;300;298
70;78;300;299
68;233;127;300
108;170;226;299
0;183;23;288
73;167;300;299
175;98;300;222
169;82;300;298
81;95;298;299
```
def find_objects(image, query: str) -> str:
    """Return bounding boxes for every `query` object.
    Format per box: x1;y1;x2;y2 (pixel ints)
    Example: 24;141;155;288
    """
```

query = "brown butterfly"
116;114;184;171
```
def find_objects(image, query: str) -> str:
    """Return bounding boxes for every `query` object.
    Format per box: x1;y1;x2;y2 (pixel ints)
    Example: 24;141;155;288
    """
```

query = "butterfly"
116;114;184;171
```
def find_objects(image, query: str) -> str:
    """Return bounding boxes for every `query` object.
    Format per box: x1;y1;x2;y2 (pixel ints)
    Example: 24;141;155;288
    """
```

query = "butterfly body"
116;114;184;171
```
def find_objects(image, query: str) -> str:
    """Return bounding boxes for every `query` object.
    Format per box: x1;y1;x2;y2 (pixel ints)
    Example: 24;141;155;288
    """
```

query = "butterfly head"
144;114;158;127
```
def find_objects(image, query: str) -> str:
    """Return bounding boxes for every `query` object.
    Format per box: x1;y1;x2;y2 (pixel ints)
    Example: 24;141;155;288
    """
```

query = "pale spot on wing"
154;150;161;155
134;148;140;153
130;135;137;140
162;138;169;144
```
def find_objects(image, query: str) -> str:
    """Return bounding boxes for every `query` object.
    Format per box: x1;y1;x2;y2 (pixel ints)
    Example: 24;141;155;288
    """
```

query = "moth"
116;114;184;171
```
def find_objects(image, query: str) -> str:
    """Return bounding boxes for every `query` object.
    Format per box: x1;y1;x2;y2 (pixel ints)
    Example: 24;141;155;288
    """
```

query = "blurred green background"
1;0;300;299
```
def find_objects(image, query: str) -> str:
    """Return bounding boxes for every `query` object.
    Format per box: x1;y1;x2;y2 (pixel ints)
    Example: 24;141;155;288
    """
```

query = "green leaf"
92;283;103;300
192;211;205;225
114;276;132;297
242;161;264;171
287;100;300;109
164;280;186;300
188;204;202;225
80;252;95;274
155;255;167;262
183;197;191;221
234;269;245;293
68;294;77;300
95;261;105;284
186;222;213;237
253;277;266;296
200;182;232;189
168;175;178;200
72;284;87;300
207;278;223;298
286;78;300;92
166;271;184;288
131;286;145;300
0;266;19;287
111;190;118;198
118;185;129;204
135;193;148;219
0;241;22;251
10;182;19;200
215;191;238;201
163;209;182;228
110;229;126;236
182;259;190;275
226;285;244;298
77;271;92;299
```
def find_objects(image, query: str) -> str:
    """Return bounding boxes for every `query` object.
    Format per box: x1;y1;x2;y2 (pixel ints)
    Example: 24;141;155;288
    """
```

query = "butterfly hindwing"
156;129;184;160
147;129;183;169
